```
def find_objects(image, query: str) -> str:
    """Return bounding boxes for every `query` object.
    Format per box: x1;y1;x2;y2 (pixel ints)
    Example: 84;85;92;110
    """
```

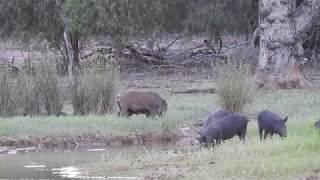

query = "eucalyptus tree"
255;0;320;88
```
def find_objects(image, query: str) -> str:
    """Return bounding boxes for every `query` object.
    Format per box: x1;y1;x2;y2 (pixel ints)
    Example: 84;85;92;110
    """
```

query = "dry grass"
215;63;256;112
72;64;119;115
35;62;63;115
0;71;19;117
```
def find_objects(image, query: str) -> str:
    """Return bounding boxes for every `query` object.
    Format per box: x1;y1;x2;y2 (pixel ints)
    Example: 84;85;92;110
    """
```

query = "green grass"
86;118;320;180
0;94;216;137
83;89;320;179
0;89;319;137
0;88;320;179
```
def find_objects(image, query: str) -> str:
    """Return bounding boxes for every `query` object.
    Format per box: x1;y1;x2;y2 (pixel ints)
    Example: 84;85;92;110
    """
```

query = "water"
0;145;165;179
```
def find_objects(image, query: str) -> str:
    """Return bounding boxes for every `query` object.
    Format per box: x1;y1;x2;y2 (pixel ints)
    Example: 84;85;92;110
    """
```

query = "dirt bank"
0;126;200;150
0;131;190;149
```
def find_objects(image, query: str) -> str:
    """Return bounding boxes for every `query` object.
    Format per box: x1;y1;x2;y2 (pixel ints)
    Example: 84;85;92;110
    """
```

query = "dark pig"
202;108;233;127
198;114;249;147
199;108;233;136
257;110;288;140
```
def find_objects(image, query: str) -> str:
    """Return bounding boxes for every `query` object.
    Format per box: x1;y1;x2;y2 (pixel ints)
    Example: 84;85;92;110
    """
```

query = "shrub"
215;62;256;113
0;71;19;117
72;64;119;115
16;72;41;116
35;62;63;116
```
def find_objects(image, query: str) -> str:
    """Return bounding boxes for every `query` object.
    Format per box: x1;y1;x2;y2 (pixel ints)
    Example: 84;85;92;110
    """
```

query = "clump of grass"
215;62;256;112
0;71;19;117
72;63;119;115
16;72;41;116
35;61;63;116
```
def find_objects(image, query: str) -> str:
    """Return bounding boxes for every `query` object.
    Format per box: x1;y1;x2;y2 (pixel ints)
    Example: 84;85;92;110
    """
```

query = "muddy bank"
0;131;183;149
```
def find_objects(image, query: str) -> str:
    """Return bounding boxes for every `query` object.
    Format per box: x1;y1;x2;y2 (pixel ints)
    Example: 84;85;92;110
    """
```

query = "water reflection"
0;145;169;179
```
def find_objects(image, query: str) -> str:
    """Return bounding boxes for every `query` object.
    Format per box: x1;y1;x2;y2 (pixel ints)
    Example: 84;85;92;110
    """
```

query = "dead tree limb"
125;45;168;65
170;88;216;94
224;41;251;50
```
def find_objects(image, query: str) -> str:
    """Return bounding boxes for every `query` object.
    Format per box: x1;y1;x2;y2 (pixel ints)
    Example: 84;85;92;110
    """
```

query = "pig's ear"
283;116;288;123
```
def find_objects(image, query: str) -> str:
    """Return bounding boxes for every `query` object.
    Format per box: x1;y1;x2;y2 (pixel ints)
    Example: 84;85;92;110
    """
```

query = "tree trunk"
70;31;80;68
254;0;320;88
63;30;73;81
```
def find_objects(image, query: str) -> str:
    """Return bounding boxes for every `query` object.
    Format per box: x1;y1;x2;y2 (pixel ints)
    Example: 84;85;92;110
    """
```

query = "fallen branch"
126;85;162;89
162;35;185;52
224;41;251;50
148;64;186;70
170;88;216;94
125;45;168;65
171;44;204;58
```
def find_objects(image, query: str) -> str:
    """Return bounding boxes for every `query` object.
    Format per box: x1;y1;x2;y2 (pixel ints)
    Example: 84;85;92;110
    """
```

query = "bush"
35;62;63;116
16;72;41;116
215;62;256;113
72;64;119;115
0;61;62;117
0;71;19;117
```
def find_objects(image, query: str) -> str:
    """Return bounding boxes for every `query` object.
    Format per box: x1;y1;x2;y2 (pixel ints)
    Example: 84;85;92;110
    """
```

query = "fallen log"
170;88;216;94
125;45;168;65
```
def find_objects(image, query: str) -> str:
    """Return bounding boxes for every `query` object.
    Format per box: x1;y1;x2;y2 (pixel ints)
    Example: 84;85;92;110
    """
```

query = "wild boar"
198;114;249;147
199;108;232;135
257;110;288;140
198;125;222;148
117;91;167;117
202;108;233;128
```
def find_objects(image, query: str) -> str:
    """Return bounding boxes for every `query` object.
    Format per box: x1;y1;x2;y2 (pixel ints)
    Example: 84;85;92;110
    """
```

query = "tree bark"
255;0;320;88
70;31;80;68
63;30;73;81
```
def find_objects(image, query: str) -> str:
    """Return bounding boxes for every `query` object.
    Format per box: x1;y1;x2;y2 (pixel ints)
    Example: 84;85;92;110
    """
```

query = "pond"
0;145;168;179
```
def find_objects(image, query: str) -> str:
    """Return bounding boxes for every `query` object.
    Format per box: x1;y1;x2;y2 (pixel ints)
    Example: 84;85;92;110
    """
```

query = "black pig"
257;110;288;140
198;114;249;147
202;108;233;127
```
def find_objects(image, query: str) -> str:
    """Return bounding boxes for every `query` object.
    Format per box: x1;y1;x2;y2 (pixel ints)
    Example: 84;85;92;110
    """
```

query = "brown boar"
117;91;167;117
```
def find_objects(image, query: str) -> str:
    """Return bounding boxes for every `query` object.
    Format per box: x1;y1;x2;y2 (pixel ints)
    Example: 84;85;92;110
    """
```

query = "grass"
82;89;320;179
86;132;320;180
215;63;256;112
0;87;320;179
1;89;317;138
0;71;19;117
0;94;216;137
87;129;320;179
72;64;119;115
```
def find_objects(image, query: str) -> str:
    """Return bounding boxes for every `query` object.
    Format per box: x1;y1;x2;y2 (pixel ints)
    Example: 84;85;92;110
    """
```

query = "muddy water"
0;145;168;179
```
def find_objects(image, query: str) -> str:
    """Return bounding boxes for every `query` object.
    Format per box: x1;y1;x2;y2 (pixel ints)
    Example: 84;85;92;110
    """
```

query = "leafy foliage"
185;0;258;39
